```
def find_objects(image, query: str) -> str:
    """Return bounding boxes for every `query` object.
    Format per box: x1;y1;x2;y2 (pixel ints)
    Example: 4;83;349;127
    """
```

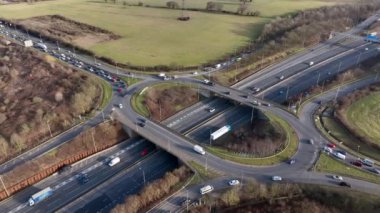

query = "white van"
108;157;120;167
200;185;214;195
333;152;346;160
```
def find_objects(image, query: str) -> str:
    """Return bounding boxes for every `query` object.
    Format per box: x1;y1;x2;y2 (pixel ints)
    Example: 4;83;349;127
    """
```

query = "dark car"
58;165;72;174
141;149;149;156
339;181;351;188
77;173;89;185
351;161;363;167
289;159;296;165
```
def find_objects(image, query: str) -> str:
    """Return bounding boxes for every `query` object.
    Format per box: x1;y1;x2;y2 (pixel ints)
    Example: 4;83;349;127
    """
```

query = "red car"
117;87;123;93
327;143;336;149
351;161;363;167
140;149;149;156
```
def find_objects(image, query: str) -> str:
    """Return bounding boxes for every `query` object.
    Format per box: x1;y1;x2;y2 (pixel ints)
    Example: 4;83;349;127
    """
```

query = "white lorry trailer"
29;187;53;206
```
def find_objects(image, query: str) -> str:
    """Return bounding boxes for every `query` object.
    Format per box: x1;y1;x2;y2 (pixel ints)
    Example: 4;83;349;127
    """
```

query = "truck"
29;187;53;206
193;145;205;155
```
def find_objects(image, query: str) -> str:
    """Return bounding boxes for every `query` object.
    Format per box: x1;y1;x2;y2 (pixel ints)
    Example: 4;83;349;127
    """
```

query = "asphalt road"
0;138;156;213
0;8;379;213
58;151;178;213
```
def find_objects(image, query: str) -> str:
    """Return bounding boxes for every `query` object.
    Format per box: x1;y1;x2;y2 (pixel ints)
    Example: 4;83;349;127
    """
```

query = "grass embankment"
0;0;341;67
206;113;298;165
321;116;380;161
315;153;380;184
188;161;220;185
346;92;380;146
121;76;142;86
98;78;113;110
131;89;150;117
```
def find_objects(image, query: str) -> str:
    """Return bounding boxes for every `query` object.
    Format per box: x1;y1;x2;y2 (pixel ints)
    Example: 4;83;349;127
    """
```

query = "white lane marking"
9;139;145;213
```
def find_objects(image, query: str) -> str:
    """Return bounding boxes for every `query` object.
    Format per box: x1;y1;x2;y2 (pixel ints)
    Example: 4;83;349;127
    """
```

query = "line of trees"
216;1;380;85
111;166;192;213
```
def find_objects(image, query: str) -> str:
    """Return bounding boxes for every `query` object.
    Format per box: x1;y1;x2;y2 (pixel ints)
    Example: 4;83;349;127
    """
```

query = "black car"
58;165;72;174
77;173;89;185
339;181;351;188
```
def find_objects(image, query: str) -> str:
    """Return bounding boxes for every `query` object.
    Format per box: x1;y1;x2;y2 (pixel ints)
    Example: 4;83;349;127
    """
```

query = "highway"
58;151;178;213
0;138;157;213
0;7;379;213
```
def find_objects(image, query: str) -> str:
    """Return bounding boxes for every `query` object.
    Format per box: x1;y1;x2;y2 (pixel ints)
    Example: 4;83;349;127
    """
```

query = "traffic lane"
151;178;233;213
0;139;155;213
237;39;366;91
24;143;157;213
165;98;233;133
59;151;178;213
251;42;372;95
0;138;147;211
288;172;380;196
186;106;251;144
264;45;379;103
118;103;318;178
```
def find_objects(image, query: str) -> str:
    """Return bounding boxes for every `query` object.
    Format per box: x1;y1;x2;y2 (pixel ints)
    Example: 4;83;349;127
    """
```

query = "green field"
118;0;340;17
0;0;344;67
315;153;380;184
346;92;380;146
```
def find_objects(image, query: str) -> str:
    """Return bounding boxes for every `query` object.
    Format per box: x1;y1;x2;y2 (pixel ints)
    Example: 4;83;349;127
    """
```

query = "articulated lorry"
29;187;53;206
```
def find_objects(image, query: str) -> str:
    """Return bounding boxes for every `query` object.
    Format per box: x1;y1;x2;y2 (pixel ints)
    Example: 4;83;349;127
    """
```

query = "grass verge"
131;89;150;117
121;76;142;86
188;160;219;184
319;116;380;162
97;78;113;109
205;113;298;165
315;153;380;184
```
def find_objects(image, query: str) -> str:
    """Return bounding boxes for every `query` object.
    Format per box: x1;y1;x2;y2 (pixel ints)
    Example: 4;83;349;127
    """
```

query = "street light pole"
46;120;52;137
285;86;290;100
0;175;9;197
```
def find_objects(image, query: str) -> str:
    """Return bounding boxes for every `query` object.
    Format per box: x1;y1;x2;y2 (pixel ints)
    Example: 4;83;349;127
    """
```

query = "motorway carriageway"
0;139;156;213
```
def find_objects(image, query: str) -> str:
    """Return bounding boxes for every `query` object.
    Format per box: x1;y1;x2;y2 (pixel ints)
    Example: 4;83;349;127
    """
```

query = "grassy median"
205;113;298;165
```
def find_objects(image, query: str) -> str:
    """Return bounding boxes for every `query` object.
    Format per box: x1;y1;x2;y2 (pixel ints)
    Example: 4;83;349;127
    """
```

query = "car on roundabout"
228;179;240;186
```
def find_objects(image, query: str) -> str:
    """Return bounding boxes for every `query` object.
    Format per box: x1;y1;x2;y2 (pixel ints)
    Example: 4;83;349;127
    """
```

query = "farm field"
0;0;347;67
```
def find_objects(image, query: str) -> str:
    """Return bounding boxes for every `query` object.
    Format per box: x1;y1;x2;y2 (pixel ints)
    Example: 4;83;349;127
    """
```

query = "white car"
192;71;198;75
228;179;240;186
208;108;215;113
332;175;343;181
272;176;282;181
118;104;123;109
279;75;284;80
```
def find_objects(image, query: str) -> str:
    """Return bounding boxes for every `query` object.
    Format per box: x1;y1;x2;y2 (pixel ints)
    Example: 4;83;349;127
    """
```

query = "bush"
166;1;179;9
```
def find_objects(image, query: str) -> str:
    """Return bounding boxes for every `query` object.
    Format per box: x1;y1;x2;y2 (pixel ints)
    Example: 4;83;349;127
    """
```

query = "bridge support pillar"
122;125;139;138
